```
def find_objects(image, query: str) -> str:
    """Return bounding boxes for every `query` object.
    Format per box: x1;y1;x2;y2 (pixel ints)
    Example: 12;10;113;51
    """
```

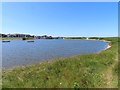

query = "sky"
2;2;118;37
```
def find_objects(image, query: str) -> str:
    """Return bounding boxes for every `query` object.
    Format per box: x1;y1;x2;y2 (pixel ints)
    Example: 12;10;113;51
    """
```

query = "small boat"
2;40;10;42
27;41;34;42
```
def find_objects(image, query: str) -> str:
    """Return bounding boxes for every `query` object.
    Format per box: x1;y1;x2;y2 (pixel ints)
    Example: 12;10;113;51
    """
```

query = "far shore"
1;37;112;51
64;38;112;51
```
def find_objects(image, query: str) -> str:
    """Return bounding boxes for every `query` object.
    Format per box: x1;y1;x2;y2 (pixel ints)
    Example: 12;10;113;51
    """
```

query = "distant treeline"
89;37;104;40
0;33;64;40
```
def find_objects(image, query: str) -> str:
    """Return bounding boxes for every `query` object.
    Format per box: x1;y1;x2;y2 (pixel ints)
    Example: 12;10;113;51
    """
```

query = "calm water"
1;39;108;68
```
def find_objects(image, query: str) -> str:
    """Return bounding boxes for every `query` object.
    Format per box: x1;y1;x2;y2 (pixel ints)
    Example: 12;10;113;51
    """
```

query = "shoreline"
64;38;112;50
105;44;111;50
101;39;111;50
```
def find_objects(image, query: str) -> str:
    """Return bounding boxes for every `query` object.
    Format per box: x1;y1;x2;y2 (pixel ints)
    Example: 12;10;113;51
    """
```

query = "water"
1;39;108;68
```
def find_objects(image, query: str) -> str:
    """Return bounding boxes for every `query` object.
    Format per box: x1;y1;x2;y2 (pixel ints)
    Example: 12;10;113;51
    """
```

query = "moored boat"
27;41;34;42
2;41;10;42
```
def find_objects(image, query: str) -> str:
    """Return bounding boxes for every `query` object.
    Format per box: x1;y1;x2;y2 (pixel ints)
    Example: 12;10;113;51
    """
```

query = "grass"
2;37;118;88
0;37;34;40
0;37;23;40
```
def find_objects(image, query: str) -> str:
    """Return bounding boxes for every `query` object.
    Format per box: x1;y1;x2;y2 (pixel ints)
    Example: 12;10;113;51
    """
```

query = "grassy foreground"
2;37;118;88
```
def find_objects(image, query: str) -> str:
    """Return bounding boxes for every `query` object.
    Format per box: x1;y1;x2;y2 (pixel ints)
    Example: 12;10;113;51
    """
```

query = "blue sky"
2;2;118;37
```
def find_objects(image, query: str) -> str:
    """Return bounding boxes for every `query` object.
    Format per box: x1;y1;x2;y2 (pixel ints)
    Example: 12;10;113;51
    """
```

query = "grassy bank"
0;37;34;40
2;37;118;88
0;37;22;40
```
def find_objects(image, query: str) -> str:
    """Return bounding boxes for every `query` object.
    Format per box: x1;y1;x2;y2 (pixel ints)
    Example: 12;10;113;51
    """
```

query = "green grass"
2;37;118;88
0;37;23;40
0;37;34;40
